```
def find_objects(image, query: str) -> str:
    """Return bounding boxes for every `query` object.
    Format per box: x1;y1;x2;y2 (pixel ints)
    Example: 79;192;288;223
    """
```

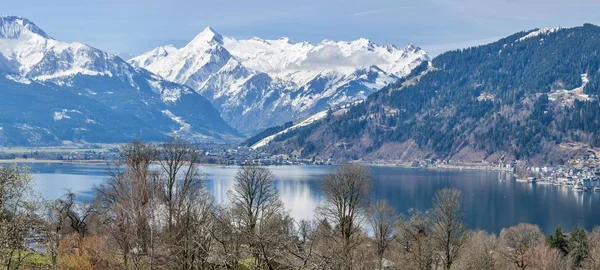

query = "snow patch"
251;110;329;149
581;73;589;85
162;110;191;134
5;74;31;84
517;27;563;42
53;111;70;121
35;68;112;81
548;74;593;104
52;109;82;121
477;92;495;101
149;80;183;103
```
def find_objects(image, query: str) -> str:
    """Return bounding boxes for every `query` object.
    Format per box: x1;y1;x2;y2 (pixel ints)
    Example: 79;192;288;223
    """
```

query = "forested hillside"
261;24;600;164
243;121;294;147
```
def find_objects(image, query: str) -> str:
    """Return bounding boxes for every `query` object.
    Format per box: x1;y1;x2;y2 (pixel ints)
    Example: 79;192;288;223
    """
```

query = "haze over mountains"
129;27;429;134
0;16;239;145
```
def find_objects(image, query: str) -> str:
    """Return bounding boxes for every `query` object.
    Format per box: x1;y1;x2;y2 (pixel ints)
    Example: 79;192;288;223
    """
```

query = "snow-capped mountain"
129;27;429;134
0;16;239;145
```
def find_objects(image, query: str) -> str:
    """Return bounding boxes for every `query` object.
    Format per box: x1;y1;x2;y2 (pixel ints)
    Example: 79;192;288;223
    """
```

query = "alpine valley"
0;16;240;145
253;24;600;164
128;27;429;134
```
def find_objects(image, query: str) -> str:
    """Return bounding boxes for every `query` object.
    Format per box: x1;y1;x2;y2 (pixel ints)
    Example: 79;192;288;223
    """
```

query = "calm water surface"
27;163;600;234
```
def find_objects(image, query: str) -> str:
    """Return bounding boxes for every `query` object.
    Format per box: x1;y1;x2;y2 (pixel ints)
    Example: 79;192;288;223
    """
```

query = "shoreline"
363;161;513;173
0;159;246;167
0;158;116;165
0;158;514;173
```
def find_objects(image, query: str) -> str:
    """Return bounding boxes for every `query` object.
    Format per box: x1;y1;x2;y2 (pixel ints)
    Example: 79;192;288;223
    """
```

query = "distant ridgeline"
258;24;600;164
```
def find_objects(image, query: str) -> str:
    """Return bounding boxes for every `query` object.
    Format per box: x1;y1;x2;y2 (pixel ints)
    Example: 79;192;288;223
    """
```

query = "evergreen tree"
569;226;589;267
548;225;568;255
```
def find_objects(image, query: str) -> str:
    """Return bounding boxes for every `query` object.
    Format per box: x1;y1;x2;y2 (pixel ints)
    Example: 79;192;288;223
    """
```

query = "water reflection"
278;179;322;222
27;163;600;234
202;165;326;222
33;173;106;201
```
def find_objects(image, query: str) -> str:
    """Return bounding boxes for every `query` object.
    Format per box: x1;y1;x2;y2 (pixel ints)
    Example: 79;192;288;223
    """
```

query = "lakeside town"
409;150;600;193
518;150;600;192
2;144;600;193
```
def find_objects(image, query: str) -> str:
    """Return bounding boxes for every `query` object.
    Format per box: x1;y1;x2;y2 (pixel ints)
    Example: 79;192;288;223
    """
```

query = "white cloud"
296;45;387;69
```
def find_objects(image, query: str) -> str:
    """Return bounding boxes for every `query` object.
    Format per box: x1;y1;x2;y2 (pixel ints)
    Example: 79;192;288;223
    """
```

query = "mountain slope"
129;28;429;134
0;16;239;145
258;24;600;164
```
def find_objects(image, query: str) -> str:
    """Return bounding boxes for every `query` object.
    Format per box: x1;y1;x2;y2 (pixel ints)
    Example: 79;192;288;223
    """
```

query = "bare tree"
430;188;466;269
43;192;95;267
368;200;397;270
96;141;156;269
318;164;372;269
583;226;600;269
169;188;214;269
282;219;318;269
228;165;287;269
529;242;568;270
396;210;435;270
454;230;498;270
155;138;215;269
0;164;39;270
298;219;313;245
210;206;243;269
120;141;155;177
309;218;338;269
157;138;201;230
52;192;94;236
498;223;544;269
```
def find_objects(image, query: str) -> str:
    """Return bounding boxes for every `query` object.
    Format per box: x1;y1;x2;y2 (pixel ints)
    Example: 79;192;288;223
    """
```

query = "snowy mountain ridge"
129;27;430;134
0;16;167;98
0;16;240;145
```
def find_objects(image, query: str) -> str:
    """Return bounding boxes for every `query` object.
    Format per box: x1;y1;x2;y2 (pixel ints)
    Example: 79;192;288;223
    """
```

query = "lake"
26;162;600;234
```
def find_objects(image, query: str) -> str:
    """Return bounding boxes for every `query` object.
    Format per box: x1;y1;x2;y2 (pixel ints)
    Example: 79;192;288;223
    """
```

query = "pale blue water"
27;163;600;234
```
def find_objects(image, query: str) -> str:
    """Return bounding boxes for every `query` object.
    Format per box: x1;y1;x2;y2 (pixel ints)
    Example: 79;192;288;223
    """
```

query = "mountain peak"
188;26;223;46
354;37;372;46
130;29;430;133
405;43;423;53
202;26;218;34
0;16;50;39
155;44;177;54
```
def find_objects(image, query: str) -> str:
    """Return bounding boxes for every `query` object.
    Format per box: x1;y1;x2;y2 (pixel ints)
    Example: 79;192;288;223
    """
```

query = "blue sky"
5;0;600;56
